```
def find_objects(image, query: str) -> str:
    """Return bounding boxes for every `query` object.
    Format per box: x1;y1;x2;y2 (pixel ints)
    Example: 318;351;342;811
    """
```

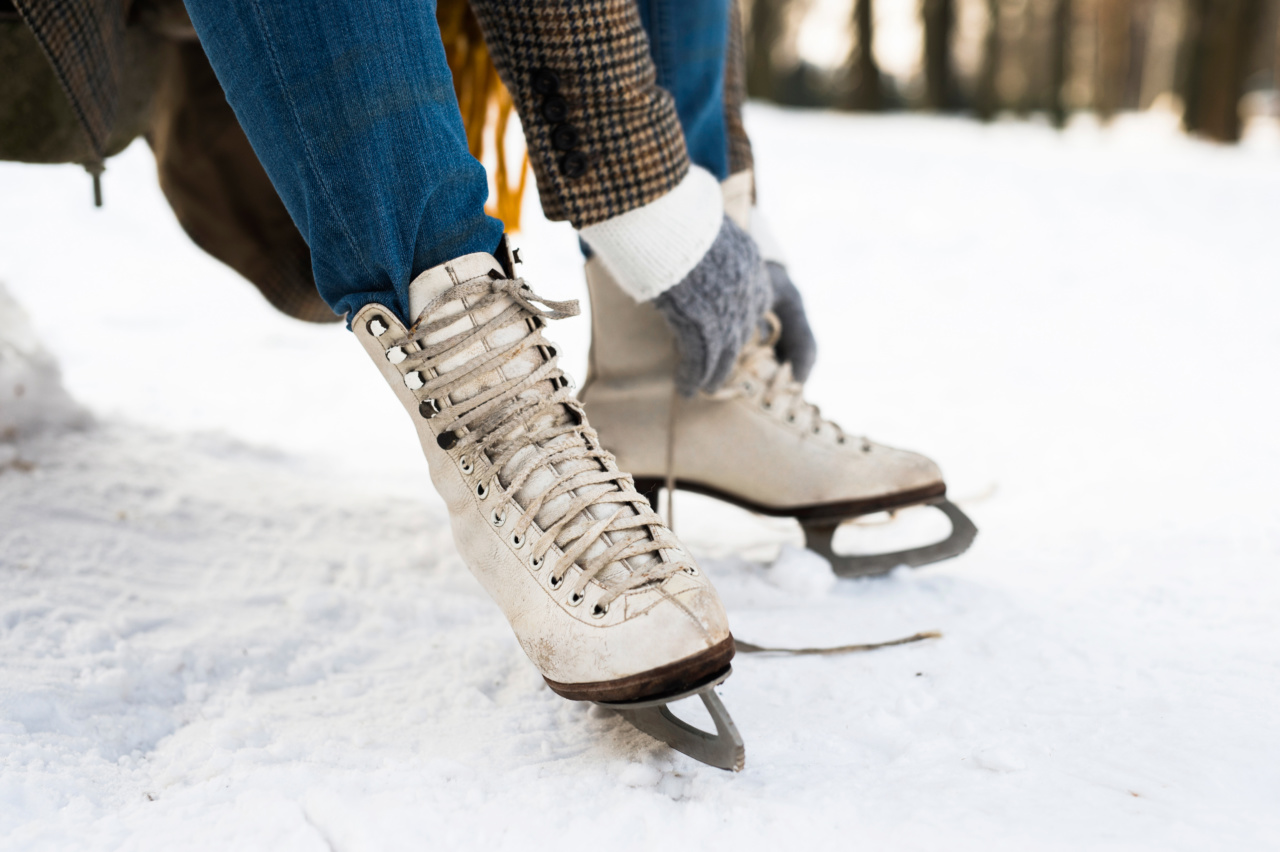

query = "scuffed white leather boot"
579;258;977;577
351;245;734;706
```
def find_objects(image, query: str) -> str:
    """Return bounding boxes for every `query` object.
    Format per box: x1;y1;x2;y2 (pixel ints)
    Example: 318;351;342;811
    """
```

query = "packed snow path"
2;109;1278;850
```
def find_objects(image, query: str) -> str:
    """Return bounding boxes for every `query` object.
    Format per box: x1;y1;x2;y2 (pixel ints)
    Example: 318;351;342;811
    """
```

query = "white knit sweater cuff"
721;170;753;230
720;169;785;266
749;207;786;267
578;165;724;302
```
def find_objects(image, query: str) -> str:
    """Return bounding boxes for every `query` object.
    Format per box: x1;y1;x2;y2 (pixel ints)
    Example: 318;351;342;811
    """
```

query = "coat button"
541;96;569;123
531;68;560;96
551;124;580;151
560;150;588;178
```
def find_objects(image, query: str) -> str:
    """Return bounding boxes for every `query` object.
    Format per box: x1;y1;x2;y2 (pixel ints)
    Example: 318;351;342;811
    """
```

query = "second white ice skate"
579;256;977;577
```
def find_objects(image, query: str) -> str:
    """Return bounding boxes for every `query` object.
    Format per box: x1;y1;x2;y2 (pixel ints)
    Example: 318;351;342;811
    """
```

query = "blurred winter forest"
744;0;1280;141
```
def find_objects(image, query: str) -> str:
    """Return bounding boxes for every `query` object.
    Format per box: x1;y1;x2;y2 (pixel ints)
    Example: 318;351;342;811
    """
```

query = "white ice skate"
578;257;977;578
352;242;743;770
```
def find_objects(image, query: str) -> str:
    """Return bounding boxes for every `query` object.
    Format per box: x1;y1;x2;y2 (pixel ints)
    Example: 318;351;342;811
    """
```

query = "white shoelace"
709;313;866;450
394;276;692;610
659;313;868;528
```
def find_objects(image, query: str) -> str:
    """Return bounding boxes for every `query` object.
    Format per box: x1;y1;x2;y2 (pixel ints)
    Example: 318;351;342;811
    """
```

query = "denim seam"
245;0;381;293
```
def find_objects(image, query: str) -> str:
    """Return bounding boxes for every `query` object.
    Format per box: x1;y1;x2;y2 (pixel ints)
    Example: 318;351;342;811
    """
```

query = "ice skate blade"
597;669;744;771
802;497;978;578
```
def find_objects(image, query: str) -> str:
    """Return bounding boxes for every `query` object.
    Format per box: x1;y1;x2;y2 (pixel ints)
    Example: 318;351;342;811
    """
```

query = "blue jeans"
637;0;731;181
183;0;505;323
184;0;728;320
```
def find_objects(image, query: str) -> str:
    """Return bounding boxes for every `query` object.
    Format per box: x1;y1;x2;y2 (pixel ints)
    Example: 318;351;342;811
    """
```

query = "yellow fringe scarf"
438;0;529;231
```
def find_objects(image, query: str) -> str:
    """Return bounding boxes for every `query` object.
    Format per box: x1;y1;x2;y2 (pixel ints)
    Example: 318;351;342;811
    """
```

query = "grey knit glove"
653;217;771;396
766;261;817;383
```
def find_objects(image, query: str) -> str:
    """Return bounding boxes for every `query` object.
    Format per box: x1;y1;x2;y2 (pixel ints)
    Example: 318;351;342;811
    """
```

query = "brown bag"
2;0;527;324
1;0;336;322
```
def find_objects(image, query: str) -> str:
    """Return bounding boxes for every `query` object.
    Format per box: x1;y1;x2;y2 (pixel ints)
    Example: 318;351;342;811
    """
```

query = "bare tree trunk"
1125;0;1155;108
1275;8;1280;99
1049;0;1073;125
746;0;786;100
923;0;957;110
846;0;884;110
1182;0;1264;141
1139;0;1185;109
1097;0;1133;120
975;0;1002;119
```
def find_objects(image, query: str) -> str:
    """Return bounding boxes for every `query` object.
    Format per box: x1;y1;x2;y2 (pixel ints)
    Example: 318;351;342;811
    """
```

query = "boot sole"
632;476;947;523
543;635;736;703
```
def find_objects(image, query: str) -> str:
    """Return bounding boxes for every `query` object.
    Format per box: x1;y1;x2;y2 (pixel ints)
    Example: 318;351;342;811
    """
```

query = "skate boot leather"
352;244;743;769
579;257;977;578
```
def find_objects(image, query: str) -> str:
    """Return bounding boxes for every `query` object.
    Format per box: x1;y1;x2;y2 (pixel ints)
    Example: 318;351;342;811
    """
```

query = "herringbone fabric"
723;0;754;178
12;0;123;160
469;0;691;228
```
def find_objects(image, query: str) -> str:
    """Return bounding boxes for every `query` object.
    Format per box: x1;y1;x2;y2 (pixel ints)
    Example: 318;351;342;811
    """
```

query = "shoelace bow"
397;277;691;608
709;313;868;450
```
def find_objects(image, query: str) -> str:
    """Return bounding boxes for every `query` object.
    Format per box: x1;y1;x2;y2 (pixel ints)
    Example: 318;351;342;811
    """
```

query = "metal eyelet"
531;554;544;569
742;381;754;393
567;591;584;606
684;565;698;576
367;316;388;336
812;426;821;435
786;414;796;424
837;435;847;445
491;509;505;527
476;481;488;499
511;532;524;547
762;400;773;411
386;346;407;364
404;371;425;390
459;457;473;474
591;603;609;618
419;398;440;419
548;573;562;590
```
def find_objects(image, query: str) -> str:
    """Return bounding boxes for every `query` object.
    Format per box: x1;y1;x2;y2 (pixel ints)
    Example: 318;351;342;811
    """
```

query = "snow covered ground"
2;107;1279;850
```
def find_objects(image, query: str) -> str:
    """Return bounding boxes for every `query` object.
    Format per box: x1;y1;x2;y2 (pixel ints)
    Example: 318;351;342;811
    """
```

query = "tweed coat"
2;0;753;320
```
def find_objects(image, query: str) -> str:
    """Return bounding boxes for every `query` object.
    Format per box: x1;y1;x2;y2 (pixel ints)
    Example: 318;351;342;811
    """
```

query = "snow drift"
2;108;1279;850
0;283;87;480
